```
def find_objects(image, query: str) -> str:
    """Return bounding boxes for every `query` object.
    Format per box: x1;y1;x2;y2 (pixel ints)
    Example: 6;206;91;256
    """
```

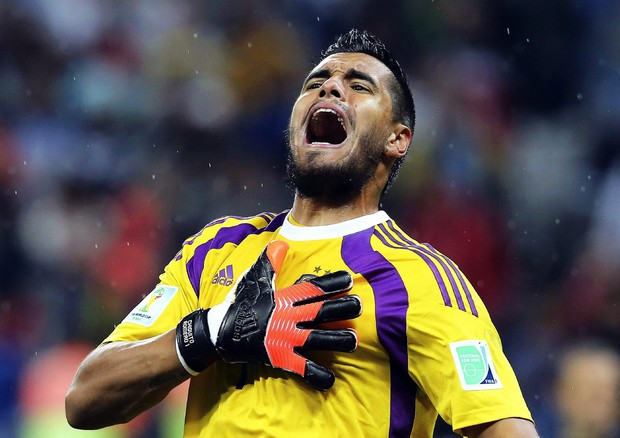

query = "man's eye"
351;84;368;92
306;82;322;90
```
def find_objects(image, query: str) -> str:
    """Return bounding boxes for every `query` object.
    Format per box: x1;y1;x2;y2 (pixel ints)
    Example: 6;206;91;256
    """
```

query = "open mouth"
306;108;348;146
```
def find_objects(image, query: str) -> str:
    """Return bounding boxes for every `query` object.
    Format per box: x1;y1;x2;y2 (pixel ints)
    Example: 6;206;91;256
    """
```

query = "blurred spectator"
535;340;620;438
18;342;188;438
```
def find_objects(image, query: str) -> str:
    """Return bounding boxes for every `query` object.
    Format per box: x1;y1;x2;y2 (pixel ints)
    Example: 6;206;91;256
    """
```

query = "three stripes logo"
212;265;235;286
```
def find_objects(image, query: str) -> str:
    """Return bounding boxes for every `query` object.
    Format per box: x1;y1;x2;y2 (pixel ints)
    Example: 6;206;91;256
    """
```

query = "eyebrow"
303;67;377;88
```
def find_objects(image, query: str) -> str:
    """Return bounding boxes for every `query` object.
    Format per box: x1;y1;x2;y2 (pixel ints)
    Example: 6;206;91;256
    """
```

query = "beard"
284;129;384;207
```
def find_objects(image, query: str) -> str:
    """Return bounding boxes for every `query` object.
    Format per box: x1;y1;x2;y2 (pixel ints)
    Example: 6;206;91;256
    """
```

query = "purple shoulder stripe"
342;228;416;437
420;243;478;317
185;212;286;297
174;214;273;261
375;225;453;308
264;211;286;232
380;221;478;317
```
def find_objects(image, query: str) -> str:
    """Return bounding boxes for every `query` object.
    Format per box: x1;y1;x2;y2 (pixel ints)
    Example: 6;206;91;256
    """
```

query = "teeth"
312;108;346;129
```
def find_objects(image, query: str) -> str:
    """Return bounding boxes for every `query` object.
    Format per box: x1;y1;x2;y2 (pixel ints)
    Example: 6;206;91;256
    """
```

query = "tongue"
309;113;347;144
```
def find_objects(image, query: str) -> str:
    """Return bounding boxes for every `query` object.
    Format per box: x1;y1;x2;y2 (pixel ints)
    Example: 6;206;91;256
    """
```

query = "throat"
290;197;379;227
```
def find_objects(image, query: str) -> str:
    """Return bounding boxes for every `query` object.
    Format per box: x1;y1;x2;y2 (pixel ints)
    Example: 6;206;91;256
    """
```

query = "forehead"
310;52;394;83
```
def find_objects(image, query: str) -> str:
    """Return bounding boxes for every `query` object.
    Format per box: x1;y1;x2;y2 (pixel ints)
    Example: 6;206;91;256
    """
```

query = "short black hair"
320;29;415;193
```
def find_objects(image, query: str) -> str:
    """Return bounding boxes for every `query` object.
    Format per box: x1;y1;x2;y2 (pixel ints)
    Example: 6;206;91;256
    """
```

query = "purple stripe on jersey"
383;222;468;312
175;215;269;261
264;211;286;232
389;223;477;316
342;228;416;438
186;215;284;296
375;224;452;308
421;243;478;317
187;242;211;295
224;212;276;222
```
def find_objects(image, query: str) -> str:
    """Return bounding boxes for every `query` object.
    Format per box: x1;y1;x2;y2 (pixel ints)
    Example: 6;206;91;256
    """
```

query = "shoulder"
171;211;286;262
184;211;286;247
371;219;484;317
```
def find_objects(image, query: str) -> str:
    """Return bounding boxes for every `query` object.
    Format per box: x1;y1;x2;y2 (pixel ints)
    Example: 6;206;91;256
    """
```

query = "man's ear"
385;124;412;159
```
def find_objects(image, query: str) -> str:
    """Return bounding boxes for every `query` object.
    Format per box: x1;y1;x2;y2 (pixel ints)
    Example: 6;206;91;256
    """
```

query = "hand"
176;240;362;390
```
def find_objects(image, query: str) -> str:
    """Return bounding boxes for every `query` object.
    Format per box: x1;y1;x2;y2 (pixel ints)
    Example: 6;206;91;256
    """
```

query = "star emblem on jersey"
312;266;334;275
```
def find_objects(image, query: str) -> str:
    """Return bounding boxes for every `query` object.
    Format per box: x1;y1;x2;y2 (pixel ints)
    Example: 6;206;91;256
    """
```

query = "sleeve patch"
449;340;503;391
122;285;178;327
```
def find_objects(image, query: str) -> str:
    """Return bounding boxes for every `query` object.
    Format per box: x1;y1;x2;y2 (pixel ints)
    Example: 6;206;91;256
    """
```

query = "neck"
289;190;380;226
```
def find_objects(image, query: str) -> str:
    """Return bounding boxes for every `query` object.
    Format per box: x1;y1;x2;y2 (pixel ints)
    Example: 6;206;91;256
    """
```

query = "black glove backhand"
175;240;362;390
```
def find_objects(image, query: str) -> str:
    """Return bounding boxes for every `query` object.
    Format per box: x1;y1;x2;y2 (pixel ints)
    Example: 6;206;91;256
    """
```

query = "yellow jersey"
104;210;532;437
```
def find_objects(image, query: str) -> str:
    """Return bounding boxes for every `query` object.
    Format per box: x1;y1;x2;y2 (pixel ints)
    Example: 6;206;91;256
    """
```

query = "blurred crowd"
0;0;619;437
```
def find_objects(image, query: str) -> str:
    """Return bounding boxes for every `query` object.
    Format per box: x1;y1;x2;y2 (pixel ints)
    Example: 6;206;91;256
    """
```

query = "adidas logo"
232;302;259;340
212;265;235;286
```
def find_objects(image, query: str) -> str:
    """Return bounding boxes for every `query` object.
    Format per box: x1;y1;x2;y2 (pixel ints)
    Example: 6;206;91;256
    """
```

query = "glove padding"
176;240;361;390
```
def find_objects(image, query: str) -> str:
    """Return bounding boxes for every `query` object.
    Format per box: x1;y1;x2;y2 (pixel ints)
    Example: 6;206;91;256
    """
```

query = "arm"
66;241;361;429
463;418;539;438
65;330;189;429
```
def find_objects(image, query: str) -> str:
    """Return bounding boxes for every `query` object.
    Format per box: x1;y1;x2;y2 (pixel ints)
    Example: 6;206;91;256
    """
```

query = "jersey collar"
279;210;390;241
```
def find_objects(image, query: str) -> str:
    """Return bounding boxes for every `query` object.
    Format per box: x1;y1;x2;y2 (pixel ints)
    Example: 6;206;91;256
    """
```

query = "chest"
198;236;410;359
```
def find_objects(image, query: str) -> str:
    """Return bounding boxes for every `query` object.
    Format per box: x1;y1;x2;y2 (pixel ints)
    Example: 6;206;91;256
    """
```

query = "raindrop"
580;186;585;192
576;93;583;101
506;27;510;35
317;16;320;22
152;174;156;180
247;42;253;48
193;32;198;38
555;218;560;225
95;243;99;249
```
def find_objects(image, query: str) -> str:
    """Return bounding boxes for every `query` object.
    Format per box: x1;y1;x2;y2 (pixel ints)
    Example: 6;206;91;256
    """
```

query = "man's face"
286;52;399;204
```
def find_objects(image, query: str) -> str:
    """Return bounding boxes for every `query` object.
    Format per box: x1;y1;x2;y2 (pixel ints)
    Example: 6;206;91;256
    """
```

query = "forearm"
65;329;190;429
463;418;539;438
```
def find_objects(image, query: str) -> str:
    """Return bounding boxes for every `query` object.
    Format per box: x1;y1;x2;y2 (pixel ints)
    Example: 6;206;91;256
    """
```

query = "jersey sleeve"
101;213;279;344
407;278;533;433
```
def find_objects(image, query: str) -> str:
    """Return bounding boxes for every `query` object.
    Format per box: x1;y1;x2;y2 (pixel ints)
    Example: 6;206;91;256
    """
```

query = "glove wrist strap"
175;309;218;375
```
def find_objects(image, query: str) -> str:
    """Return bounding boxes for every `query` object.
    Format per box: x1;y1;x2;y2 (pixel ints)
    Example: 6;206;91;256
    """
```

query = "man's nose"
319;77;344;99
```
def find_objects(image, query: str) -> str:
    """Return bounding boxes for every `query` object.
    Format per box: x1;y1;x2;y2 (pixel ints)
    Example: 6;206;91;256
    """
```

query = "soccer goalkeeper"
66;29;538;437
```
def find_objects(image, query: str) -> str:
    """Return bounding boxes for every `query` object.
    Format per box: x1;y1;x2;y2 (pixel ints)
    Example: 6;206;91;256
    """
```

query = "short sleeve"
102;243;199;344
408;300;532;432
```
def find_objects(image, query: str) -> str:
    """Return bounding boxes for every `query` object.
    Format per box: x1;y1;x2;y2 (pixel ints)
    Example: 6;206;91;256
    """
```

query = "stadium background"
0;0;618;436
